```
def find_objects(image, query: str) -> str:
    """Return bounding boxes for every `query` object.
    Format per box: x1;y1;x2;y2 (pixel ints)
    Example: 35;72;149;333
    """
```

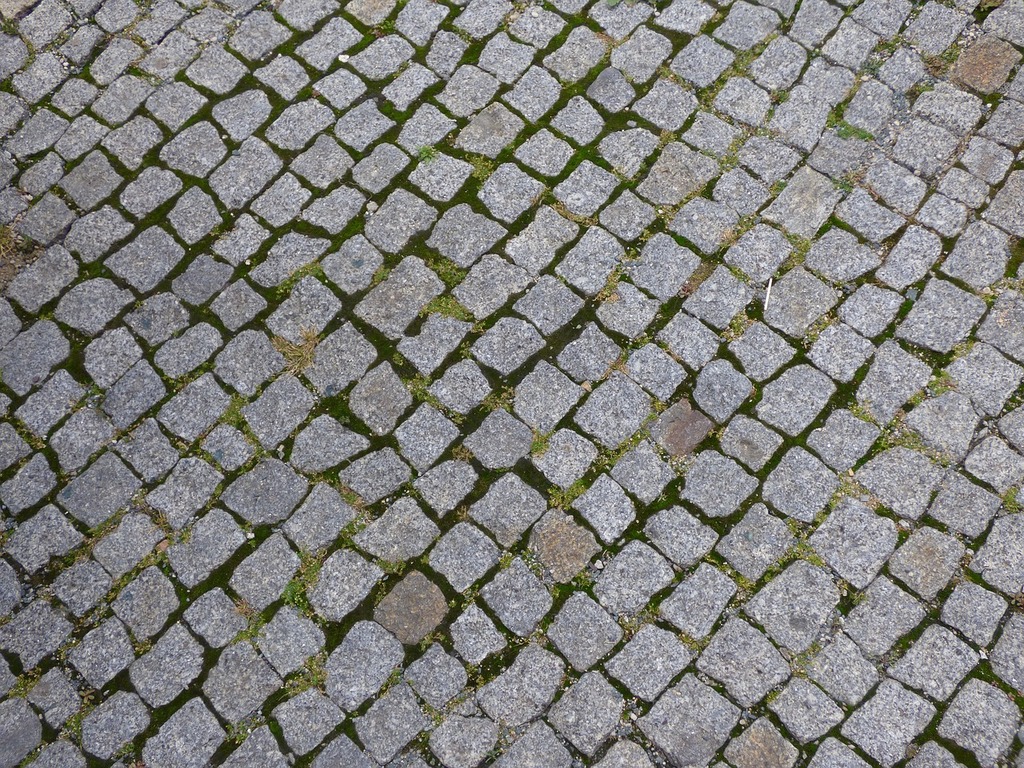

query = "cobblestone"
0;0;1020;763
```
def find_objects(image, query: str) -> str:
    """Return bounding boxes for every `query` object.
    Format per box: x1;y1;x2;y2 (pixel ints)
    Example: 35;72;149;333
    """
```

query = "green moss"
834;121;874;142
421;294;473;321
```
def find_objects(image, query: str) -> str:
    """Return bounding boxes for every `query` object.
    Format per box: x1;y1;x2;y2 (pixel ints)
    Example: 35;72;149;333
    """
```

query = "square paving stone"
809;499;896;589
324;620;403;713
27;668;78;730
81;691;149;761
229;533;300;612
513;275;583;335
405;644;466;713
855;446;944;523
5;504;83;574
505;206;580;275
183;589;245;650
472;317;545;376
428;204;507;269
756;364;836;437
429;522;500;593
533;428;598;489
746;560;839;653
548;592;622;672
768;678;844;746
809;323;874;383
575;372;651;449
222;458;309;526
209;138;283;210
274;689;343;756
624;344;686;403
279;483;354;554
888;526;963;601
356;497;439;563
856;340;932;425
548;672;623;757
203;641;283;723
716;504;795;582
221;726;289;768
469;472;546;548
477;643;563;727
948;342;1023;417
528;509;599;585
638;676;739;768
241;375;315;449
805;227;880;285
112;564;178;639
659;561;733;638
142;699;225;768
0;599;72;668
720;415;783;472
91;512;161;581
941;581;1007;647
845;577;927;659
841;680;936;767
938;678;1020;768
891;624;978;702
514;360;583;432
129;622;204;707
356;255;444;339
455;254;531;320
763;447;839;523
670;35;734;88
374;570;448;646
393;404;458;472
594;540;673;616
698;618;790;707
146;456;222;530
606;623;692;702
348;363;412;438
611;440;674;505
57;451;141;529
573;474;635;544
557;322;621;383
682;450;757;518
69;617;135;689
806;633;880;707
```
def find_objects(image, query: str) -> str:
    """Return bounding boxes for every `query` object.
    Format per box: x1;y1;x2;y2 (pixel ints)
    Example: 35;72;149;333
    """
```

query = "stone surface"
0;1;1017;763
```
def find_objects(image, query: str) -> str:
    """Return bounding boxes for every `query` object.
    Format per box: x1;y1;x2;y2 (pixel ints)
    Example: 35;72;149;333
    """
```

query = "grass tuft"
273;328;320;375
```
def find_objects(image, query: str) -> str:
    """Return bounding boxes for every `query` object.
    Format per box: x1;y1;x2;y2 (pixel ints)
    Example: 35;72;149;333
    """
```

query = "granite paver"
0;0;1022;764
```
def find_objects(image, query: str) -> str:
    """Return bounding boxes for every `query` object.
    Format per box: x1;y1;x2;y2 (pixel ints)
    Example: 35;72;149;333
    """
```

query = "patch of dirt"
0;226;38;291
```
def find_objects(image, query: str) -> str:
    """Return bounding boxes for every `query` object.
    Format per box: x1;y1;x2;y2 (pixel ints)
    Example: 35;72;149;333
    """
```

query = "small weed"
377;559;407;576
1003;487;1020;514
287;652;328;694
790;641;823;675
848;401;878;424
834;121;874;142
450;444;474;462
548;479;588;509
0;224;36;291
923;45;959;77
226;716;264;745
422;254;467;289
417;145;440;163
483;386;515;412
531;430;551;457
788;540;828;569
421;294;473;321
928;371;958;396
469;156;494;181
272;328;319;375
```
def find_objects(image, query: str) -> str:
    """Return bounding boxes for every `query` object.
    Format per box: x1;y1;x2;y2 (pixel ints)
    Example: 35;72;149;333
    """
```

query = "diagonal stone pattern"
0;0;1023;765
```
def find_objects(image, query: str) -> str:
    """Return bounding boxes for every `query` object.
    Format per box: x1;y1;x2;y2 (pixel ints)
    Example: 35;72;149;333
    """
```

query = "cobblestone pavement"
0;0;1023;765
